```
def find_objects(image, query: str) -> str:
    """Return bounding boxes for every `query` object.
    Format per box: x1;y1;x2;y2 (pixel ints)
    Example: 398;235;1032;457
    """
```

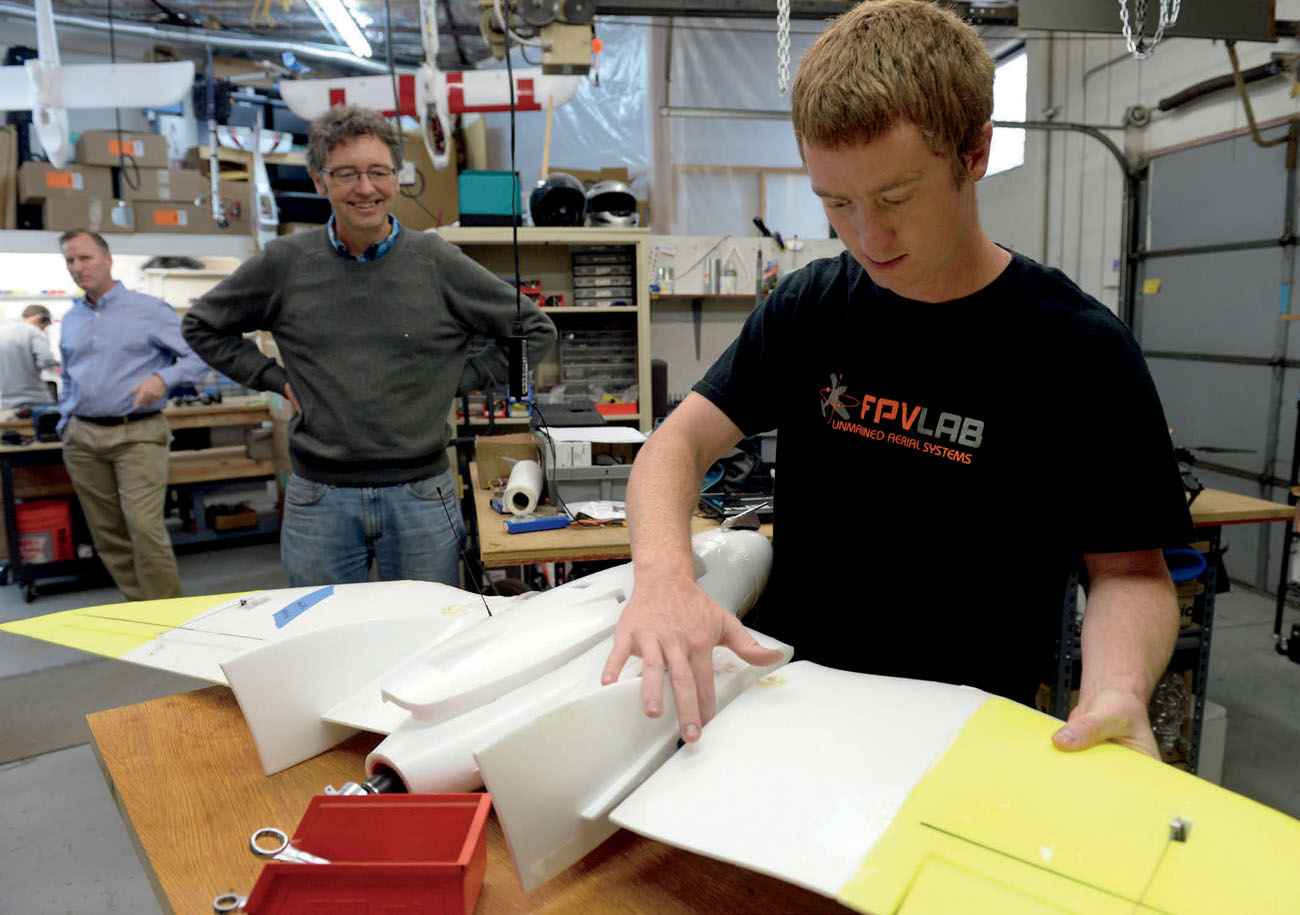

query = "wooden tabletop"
1189;488;1293;526
87;686;848;915
0;395;271;433
470;464;772;568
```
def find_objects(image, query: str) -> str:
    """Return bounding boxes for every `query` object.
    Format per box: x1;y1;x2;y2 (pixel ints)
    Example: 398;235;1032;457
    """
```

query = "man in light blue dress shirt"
57;230;210;600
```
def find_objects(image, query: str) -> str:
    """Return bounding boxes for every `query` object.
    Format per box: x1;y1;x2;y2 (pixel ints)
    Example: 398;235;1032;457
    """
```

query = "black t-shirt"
693;250;1194;704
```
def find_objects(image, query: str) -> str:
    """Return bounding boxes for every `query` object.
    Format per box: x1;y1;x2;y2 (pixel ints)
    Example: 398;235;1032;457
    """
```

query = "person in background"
183;105;556;588
0;304;58;410
602;0;1194;759
58;229;209;600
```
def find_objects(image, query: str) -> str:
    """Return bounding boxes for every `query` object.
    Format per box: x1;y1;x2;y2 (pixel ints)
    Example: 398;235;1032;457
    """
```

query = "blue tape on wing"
273;585;335;629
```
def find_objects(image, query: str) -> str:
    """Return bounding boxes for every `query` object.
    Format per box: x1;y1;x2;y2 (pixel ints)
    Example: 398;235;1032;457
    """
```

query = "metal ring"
212;891;246;913
249;826;289;857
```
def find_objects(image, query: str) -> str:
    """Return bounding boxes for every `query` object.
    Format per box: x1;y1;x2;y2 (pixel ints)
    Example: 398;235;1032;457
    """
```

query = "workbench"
0;397;278;600
469;463;771;569
86;686;850;915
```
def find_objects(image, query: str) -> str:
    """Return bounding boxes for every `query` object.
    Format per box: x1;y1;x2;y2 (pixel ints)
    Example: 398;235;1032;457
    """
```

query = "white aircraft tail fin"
476;632;792;893
58;61;194;109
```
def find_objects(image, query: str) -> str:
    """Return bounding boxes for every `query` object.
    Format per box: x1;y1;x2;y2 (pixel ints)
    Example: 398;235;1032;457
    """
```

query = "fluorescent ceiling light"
305;0;372;58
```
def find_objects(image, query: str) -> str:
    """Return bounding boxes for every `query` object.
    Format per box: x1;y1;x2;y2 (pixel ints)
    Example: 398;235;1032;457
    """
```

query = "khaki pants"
61;414;181;601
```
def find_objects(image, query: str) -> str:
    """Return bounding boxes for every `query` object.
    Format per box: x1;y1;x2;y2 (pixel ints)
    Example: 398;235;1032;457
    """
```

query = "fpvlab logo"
820;373;859;421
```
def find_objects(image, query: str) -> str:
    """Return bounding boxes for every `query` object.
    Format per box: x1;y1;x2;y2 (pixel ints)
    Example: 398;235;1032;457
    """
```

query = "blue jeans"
280;468;466;587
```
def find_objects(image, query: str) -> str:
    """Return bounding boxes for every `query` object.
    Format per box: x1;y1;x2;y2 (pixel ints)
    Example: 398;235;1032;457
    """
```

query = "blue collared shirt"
58;281;210;433
327;213;400;261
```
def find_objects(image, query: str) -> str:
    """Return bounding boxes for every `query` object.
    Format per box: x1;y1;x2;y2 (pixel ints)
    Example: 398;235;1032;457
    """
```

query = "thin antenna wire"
106;0;139;190
505;2;522;321
437;485;492;616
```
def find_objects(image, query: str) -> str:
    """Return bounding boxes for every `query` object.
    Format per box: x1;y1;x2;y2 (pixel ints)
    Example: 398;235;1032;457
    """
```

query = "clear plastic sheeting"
764;172;830;241
675;170;760;237
665;18;827;238
477;20;651;205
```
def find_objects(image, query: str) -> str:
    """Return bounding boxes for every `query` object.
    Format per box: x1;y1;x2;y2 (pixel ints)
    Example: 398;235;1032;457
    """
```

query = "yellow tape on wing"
840;697;1300;915
0;592;254;659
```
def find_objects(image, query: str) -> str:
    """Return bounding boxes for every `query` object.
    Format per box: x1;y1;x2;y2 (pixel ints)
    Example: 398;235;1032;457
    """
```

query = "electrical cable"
106;0;140;191
504;1;530;404
383;0;401;134
437;485;493;616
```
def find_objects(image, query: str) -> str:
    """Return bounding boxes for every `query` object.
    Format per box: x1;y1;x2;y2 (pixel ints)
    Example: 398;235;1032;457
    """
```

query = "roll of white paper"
504;460;544;515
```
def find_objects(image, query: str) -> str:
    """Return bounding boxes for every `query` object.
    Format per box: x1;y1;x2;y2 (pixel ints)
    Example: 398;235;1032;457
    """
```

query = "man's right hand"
600;575;785;743
283;382;302;414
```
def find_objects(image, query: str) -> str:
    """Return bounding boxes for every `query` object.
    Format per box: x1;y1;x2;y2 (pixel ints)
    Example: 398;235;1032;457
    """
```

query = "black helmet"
529;172;587;227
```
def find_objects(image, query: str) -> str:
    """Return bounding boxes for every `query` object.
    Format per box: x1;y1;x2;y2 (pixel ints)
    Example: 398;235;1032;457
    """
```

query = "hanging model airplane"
0;0;194;167
277;0;591;170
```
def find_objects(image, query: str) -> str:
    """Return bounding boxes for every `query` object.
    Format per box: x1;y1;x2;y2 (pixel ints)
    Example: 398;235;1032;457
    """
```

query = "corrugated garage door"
1136;124;1298;590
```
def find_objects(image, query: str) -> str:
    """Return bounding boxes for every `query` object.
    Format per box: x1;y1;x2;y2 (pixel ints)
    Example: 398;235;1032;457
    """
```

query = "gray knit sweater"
182;226;556;486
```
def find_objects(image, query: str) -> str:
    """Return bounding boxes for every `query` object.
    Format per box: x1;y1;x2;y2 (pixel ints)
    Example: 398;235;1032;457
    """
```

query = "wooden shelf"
0;229;255;258
434;226;649;246
166;446;275;485
540;306;639;314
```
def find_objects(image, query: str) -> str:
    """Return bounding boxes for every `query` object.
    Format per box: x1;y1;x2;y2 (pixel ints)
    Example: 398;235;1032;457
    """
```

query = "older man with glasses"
183;105;555;588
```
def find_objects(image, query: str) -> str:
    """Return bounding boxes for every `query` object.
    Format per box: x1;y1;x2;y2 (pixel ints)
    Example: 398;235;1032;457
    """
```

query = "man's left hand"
1051;687;1160;759
129;373;167;409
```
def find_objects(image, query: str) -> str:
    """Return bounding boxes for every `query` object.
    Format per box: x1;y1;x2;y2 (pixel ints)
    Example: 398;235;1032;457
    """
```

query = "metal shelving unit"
436;226;652;433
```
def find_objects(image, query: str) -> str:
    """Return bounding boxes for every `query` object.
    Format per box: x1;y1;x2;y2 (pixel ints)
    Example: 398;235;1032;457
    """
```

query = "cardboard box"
215;180;253;224
389;132;459;230
133;202;222;234
76;130;169;168
549;166;631;188
17;161;113;203
42;196;135;234
119;168;209;203
475;433;541;488
245;427;273;461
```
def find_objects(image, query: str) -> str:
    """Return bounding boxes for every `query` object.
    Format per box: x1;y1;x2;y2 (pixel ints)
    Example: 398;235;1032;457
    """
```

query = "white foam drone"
0;0;194;167
5;526;1300;912
277;0;584;170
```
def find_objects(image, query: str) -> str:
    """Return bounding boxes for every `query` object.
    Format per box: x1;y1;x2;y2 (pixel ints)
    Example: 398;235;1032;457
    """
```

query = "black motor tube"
1158;59;1283;112
362;766;406;794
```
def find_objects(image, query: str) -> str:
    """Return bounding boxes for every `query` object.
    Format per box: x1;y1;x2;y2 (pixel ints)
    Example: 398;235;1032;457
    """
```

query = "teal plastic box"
458;170;521;226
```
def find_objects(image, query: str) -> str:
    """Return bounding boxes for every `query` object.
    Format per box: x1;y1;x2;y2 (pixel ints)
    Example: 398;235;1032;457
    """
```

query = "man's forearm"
181;312;284;392
1079;552;1179;702
627;429;709;580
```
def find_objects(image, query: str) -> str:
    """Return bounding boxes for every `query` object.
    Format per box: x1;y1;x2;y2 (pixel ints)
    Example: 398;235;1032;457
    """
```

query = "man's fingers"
689;645;717;726
601;635;633;686
720;615;785;667
638;638;668;719
663;643;702;742
1053;708;1160;759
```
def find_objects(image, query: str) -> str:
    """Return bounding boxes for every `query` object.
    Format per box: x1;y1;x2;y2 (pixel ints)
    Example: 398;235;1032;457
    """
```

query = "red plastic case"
243;793;492;914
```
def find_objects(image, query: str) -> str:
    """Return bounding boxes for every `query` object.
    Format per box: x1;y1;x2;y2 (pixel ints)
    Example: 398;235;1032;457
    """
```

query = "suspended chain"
1119;0;1183;61
776;0;791;94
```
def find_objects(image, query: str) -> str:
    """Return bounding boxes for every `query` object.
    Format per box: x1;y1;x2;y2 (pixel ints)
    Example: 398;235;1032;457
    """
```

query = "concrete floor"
0;543;1298;913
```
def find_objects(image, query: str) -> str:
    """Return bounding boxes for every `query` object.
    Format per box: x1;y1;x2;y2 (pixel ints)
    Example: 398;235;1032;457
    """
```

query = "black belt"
75;412;161;426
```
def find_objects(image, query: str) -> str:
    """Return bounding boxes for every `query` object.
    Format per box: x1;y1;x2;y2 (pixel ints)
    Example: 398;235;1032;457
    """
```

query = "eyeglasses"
320;166;398;185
